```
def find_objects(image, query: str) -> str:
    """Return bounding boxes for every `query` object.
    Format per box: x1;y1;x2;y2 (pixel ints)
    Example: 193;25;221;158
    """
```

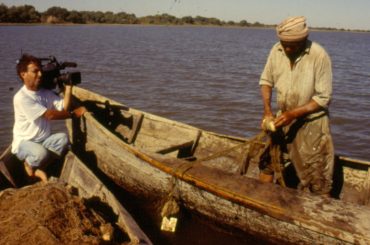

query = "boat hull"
67;86;370;244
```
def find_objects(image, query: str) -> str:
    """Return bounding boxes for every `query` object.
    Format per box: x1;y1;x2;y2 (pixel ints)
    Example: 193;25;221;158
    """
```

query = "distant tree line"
0;3;271;28
1;3;368;32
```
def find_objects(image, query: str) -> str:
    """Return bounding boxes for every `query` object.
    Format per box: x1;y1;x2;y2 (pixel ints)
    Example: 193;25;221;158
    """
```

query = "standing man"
259;16;334;195
12;54;86;182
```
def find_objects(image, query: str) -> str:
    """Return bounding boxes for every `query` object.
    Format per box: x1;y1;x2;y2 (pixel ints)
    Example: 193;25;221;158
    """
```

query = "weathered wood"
114;112;143;144
156;140;194;154
0;146;152;245
0;146;17;187
339;155;370;166
135;118;200;157
67;86;370;244
60;152;152;245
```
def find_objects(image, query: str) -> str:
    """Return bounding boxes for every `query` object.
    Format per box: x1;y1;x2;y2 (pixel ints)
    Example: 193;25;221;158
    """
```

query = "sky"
1;0;370;30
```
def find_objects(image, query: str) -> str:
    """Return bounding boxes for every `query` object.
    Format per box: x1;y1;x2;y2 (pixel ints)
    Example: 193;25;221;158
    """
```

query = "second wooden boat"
0;147;152;245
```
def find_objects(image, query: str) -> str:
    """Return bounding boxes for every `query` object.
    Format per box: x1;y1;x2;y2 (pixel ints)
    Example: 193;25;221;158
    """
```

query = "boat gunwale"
70;86;370;244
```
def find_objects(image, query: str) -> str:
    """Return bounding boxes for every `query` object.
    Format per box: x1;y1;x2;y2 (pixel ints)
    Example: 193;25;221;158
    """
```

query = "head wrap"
276;16;309;41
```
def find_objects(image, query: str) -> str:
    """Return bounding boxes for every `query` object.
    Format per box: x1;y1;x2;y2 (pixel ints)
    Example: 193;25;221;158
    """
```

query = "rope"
160;136;258;220
237;130;286;186
239;131;268;175
270;141;286;187
193;134;265;164
162;129;286;213
161;176;180;218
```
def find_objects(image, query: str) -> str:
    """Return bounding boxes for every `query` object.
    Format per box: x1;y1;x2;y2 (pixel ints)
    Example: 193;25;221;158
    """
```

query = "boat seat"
115;112;144;144
156;140;194;155
85;100;143;144
155;130;201;159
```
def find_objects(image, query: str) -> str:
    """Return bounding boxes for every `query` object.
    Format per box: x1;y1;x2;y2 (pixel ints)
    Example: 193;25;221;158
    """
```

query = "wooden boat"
67;86;370;244
0;147;152;245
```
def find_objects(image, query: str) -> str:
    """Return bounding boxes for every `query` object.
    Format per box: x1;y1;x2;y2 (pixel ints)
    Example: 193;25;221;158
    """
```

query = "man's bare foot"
24;162;34;177
24;162;48;183
34;169;48;183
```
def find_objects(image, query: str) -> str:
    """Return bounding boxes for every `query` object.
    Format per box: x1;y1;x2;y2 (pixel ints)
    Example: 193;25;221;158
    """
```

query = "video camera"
38;56;81;89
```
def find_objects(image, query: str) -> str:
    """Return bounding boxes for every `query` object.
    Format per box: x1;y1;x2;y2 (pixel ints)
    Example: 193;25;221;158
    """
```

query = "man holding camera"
11;54;86;182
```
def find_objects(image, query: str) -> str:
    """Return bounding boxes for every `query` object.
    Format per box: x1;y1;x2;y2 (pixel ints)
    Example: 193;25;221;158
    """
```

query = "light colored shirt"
259;40;332;112
259;40;335;194
12;86;64;154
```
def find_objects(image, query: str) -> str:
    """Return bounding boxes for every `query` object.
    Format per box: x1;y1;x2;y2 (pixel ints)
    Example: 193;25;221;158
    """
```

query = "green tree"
194;16;207;25
159;13;177;24
91;11;106;23
66;10;85;23
102;11;115;23
181;16;194;25
0;4;9;22
226;20;235;26
5;5;39;23
139;15;156;24
252;21;263;27
209;17;222;25
239;20;250;27
20;5;40;23
43;6;69;22
114;12;137;24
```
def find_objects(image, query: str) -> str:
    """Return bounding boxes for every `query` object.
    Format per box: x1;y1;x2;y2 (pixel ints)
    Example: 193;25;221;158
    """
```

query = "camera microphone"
61;62;77;68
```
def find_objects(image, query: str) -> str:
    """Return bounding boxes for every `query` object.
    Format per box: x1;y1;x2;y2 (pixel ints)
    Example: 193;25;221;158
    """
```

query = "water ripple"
0;26;369;160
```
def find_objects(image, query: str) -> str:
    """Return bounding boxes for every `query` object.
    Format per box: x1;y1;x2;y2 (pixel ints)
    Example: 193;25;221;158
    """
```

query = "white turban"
276;16;309;41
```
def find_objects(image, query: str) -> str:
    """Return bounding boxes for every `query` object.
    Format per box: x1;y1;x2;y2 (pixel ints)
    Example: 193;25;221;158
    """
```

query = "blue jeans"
16;132;69;168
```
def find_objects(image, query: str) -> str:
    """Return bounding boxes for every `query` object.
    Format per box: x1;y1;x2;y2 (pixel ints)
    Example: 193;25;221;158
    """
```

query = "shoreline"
0;22;369;33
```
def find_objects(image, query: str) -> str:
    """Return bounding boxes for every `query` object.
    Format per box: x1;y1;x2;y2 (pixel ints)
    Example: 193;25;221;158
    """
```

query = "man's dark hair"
16;54;41;80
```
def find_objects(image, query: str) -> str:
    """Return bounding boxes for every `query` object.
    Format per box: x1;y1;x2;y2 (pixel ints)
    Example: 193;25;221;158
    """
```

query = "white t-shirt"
11;85;64;154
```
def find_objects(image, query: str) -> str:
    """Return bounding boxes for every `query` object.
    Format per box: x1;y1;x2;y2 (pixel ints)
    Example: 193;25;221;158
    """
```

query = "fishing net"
0;181;129;244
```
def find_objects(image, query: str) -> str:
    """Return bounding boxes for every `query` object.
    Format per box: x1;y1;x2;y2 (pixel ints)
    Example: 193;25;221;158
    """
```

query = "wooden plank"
363;167;370;205
0;146;17;187
135;117;200;154
339;155;370;166
115;112;143;144
156;140;194;154
0;145;25;188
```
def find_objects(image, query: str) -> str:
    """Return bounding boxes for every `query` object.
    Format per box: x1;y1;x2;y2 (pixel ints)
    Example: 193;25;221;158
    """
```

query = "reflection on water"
0;25;369;243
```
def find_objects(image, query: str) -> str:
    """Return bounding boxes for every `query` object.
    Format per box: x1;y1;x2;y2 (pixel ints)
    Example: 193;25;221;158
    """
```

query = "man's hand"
261;115;276;131
274;100;322;128
63;85;73;111
71;106;87;118
274;111;295;128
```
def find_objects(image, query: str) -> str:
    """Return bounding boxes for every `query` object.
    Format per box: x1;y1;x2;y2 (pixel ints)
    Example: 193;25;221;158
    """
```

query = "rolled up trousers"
16;132;69;168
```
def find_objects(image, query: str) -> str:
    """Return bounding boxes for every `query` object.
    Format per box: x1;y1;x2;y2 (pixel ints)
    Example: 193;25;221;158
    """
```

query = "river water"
0;25;369;244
